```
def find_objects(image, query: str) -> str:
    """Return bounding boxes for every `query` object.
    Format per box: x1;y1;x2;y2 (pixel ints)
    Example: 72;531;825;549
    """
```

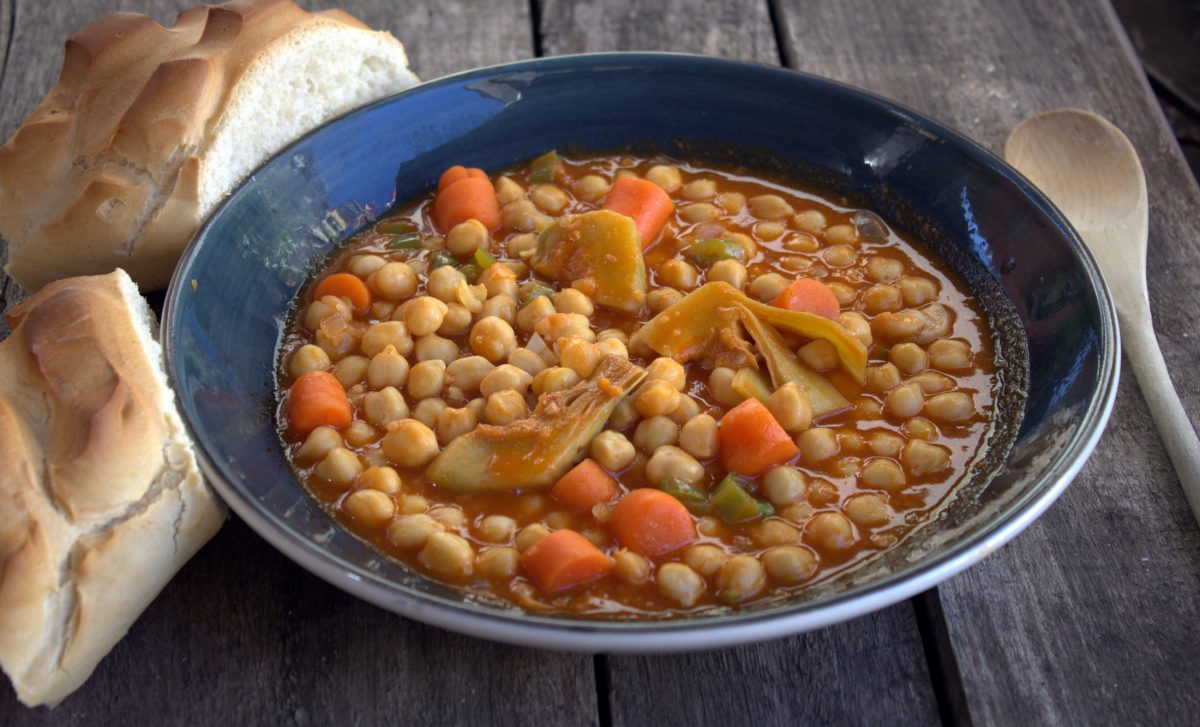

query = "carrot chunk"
602;177;675;248
609;488;697;557
718;398;799;476
520;529;614;593
771;278;841;320
287;370;352;436
312;272;372;315
433;168;500;231
552;458;620;511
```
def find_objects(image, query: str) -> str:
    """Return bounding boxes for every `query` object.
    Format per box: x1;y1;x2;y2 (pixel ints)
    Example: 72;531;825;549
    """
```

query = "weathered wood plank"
0;0;11;81
775;0;1200;722
1;2;596;724
1112;0;1200;113
536;2;941;724
538;0;778;63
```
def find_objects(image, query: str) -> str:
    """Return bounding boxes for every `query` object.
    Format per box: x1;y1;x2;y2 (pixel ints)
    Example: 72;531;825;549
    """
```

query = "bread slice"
0;0;419;292
0;269;225;707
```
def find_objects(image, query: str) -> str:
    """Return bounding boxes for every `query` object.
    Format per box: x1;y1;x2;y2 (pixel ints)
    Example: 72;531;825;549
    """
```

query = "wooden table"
3;1;1198;723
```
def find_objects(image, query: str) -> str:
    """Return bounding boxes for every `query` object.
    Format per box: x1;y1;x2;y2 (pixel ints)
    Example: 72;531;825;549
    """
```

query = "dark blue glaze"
163;54;1116;647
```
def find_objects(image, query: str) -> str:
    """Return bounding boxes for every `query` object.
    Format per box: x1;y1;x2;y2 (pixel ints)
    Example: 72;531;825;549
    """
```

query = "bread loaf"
0;0;419;292
0;269;225;707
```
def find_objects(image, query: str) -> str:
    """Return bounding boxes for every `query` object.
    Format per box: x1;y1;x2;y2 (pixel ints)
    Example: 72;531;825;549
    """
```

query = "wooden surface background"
2;0;1198;724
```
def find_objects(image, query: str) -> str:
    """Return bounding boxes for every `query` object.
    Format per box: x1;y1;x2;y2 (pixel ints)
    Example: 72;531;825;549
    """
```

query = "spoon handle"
1120;313;1200;525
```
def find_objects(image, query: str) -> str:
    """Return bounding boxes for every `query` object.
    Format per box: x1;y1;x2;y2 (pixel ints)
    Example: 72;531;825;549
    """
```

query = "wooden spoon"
1006;108;1200;524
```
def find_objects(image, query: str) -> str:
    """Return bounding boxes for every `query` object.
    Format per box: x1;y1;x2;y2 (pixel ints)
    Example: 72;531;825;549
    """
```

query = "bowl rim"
163;51;1120;652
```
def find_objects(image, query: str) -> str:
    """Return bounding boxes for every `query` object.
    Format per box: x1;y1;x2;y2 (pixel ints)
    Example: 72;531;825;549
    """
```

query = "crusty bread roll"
0;0;419;292
0;269;225;707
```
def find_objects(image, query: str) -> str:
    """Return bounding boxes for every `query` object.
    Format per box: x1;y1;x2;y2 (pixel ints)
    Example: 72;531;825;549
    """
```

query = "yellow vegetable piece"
531;210;647;313
731;367;773;403
740;295;868;385
737;305;851;417
628;281;755;369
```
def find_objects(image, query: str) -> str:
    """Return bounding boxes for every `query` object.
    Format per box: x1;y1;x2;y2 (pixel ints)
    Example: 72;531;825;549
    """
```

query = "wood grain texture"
774;0;1200;722
538;0;778;63
1112;0;1200;112
0;0;10;80
605;605;939;726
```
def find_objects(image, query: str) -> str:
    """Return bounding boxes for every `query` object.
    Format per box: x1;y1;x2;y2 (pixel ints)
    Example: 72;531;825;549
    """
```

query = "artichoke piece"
530;210;647;313
737;305;851;417
740;296;868;384
425;355;646;492
628;282;756;369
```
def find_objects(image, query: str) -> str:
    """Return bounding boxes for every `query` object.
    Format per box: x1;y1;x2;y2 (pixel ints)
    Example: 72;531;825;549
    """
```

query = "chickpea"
657;259;699;290
532;366;580;396
608;397;640;430
534;312;594;343
645;445;704;486
679;414;718;460
717;556;766;603
356;466;402;495
644;357;685;391
412;397;448;428
748;194;794;221
364;346;408;391
866;255;905;283
823;244;857;268
370;300;398;321
890;342;928;375
547;287;593;317
680;202;721;224
928;339;972;370
863;284;904;314
726;232;757;259
530;184;569;214
911;371;955;394
644;164;683;192
797;339;839;373
762;546;818;583
494;176;525;204
798;427;839;464
484;390;528;425
763;466;807;505
401;296;446;338
613;549;652;585
590;430;637;471
315;447;363;486
708;367;744;408
633;415;679;453
362;386;409;427
707;259;747;289
902;439;951;476
860;458;906;491
501;199;544;232
368;262;418;302
656;563;706;607
480;364;533;398
566;173;608;202
475;547;519;579
397;493;430;514
634;380;681;419
361;321;413;358
647;287;684;314
558;338;602;379
342;488;395;525
475;262;515;298
303;296;345;331
469;317;518;364
825;223;858;245
865;363;903;394
418;532;475;579
381;419;439;468
415;334;459;365
289;344;331;377
388;514;443;549
330;355;368;388
826;281;857;307
867;431;905;457
405;359;445;400
346;253;386;278
445;219;490;258
515;523;552;552
925;391;974;422
903;416;938;440
843;494;891;527
507;232;538;258
783;232;822;253
885;382;925;418
597;337;629;360
765;382;812;435
716;191;746;214
747;272;789;302
682;178;716;201
872;310;925;343
805;511;856;552
898;276;938;306
756;221;787;241
682;544;728;580
436;406;477;445
753;519;804;547
444;356;494;395
296;426;342;463
668;395;702;426
793;209;827;233
516;295;556;333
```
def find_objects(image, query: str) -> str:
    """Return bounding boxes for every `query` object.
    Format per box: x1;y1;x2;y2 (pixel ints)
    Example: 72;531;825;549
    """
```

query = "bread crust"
0;0;416;292
0;270;225;707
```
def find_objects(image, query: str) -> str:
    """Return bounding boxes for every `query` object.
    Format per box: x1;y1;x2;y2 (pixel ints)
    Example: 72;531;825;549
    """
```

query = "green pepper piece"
530;150;560;183
520;282;556;307
385;232;422;250
474;248;497;268
684;238;744;267
377;219;418;235
459;262;483;283
659;478;711;514
429;250;456;270
711;474;764;523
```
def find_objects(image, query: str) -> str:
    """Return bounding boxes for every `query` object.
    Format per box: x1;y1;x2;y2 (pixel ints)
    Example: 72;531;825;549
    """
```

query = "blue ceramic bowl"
163;53;1117;651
